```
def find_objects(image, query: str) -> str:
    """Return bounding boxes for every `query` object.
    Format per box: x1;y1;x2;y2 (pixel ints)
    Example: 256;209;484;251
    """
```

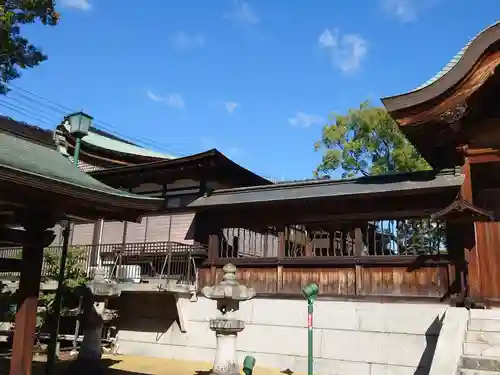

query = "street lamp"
46;112;92;375
302;282;318;375
66;111;92;166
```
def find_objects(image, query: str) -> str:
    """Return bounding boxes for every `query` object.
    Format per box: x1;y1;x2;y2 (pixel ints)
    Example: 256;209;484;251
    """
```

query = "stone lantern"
78;270;121;369
201;263;256;375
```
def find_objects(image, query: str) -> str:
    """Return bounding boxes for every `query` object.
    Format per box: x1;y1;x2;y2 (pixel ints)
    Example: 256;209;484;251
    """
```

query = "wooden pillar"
10;219;54;375
276;226;286;293
208;233;219;284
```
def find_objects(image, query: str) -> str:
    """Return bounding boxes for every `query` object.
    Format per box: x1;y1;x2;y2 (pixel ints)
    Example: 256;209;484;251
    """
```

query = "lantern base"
211;331;240;375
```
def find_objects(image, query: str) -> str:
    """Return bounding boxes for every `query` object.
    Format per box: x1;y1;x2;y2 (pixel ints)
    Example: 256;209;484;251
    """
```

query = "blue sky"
2;0;499;181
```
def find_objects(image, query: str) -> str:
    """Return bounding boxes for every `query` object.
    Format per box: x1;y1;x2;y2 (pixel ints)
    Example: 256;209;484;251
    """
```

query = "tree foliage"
314;101;430;178
0;247;89;330
314;101;446;255
0;0;59;93
39;246;89;322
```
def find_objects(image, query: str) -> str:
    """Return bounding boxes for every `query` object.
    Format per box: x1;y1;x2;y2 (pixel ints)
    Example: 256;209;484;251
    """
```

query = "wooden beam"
203;254;452;268
462;147;500;164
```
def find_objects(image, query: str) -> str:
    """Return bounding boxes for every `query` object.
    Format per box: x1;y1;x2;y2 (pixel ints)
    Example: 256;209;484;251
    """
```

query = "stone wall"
115;293;449;375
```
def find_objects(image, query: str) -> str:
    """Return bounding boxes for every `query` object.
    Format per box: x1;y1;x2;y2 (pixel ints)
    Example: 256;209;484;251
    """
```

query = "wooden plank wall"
198;263;451;299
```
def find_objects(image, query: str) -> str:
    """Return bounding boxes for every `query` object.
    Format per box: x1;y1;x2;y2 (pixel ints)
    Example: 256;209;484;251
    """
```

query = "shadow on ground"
0;353;211;375
0;357;140;375
0;343;217;375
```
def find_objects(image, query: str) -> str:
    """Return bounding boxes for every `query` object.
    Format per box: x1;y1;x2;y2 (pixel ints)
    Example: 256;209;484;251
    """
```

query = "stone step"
458;369;500;375
461;355;500;372
469;319;500;333
470;310;500;321
467;331;500;345
465;342;500;357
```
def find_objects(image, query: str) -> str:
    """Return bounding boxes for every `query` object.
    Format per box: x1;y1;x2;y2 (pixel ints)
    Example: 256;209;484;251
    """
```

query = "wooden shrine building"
0;115;270;287
382;21;500;303
0;130;163;375
189;21;500;306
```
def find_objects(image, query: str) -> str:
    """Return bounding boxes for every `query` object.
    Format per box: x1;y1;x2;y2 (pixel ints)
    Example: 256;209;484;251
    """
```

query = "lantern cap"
65;111;93;138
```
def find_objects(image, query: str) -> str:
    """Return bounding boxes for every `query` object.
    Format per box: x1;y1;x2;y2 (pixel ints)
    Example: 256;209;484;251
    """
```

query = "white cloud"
171;32;205;51
288;112;325;128
318;28;367;74
224;0;259;27
146;91;185;109
61;0;91;10
318;29;336;48
166;94;185;109
147;91;163;102
381;0;418;22
224;101;239;114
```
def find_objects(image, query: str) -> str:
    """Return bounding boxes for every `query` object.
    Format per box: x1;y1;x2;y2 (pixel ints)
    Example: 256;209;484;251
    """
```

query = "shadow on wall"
110;292;179;340
414;315;445;375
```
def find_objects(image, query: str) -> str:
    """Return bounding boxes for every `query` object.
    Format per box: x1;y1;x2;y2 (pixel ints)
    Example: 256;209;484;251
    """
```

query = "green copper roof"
413;21;500;92
63;124;176;159
0;131;161;202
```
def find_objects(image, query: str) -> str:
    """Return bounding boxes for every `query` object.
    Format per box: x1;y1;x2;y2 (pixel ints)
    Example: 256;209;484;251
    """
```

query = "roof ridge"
210;168;458;195
412;20;500;92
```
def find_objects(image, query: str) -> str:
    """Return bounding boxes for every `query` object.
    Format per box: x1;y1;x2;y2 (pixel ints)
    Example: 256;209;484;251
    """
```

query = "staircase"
459;310;500;374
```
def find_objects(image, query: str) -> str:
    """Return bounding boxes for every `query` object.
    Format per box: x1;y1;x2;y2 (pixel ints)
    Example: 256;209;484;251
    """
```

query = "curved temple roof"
381;21;500;112
62;123;176;160
0;131;163;211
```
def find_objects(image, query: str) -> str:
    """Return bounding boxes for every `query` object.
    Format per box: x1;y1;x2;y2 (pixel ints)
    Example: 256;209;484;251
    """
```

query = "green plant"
38;246;90;327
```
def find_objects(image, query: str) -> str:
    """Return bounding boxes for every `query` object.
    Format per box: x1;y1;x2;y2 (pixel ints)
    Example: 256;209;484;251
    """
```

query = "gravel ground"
2;353;303;375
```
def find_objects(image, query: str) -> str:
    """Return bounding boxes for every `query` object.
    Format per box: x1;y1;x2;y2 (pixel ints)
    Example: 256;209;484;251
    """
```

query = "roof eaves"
89;149;218;176
209;168;458;196
411;20;500;93
189;168;464;208
0;164;163;211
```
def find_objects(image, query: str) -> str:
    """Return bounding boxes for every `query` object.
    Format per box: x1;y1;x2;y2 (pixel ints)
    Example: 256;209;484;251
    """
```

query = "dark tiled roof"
0;116;54;147
90;149;271;186
189;169;464;208
0;131;161;205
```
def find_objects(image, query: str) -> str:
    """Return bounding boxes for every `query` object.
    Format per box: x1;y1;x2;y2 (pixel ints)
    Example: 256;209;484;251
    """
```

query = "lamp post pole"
46;112;92;375
73;136;82;166
46;222;70;375
302;283;318;375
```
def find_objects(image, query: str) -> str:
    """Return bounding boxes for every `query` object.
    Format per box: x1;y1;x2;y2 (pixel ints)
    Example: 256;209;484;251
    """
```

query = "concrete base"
212;333;239;375
0;277;196;294
114;296;453;375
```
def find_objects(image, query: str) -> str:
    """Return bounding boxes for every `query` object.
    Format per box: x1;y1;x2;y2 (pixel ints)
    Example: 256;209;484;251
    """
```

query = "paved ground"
0;353;302;375
104;355;300;375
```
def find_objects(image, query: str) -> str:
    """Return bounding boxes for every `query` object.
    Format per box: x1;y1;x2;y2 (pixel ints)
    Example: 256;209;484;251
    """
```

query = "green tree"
314;101;430;178
0;0;59;94
314;101;445;255
39;246;89;323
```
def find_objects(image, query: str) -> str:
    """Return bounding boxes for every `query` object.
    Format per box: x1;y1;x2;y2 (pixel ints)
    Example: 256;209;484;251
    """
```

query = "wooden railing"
200;218;464;302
